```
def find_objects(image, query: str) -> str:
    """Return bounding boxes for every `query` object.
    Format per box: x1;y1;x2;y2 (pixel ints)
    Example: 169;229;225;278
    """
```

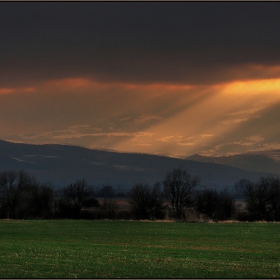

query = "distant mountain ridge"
0;140;276;189
186;152;280;175
249;150;280;163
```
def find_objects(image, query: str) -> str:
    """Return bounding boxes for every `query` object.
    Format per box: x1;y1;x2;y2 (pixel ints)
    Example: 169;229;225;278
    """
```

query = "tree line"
0;168;279;221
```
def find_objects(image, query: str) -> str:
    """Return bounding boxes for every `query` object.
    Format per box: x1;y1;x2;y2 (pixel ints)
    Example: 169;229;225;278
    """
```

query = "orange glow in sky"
1;73;280;157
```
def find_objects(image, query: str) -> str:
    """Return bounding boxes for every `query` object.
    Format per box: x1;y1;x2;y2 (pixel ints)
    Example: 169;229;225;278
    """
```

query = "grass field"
0;220;279;278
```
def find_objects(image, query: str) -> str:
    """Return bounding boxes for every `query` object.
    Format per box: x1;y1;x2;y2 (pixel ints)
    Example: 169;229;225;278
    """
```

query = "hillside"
0;140;275;189
187;152;280;175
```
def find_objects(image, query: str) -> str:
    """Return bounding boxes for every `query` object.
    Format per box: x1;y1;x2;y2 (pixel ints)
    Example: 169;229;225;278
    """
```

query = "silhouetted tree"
0;170;31;218
32;180;54;218
237;177;280;221
99;198;119;219
163;168;200;220
0;170;54;219
129;183;165;220
267;177;280;221
195;188;235;221
195;189;218;220
149;182;165;220
58;179;98;219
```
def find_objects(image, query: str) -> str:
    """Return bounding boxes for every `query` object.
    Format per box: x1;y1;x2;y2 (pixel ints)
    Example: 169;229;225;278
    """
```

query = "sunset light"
1;2;280;158
1;4;280;277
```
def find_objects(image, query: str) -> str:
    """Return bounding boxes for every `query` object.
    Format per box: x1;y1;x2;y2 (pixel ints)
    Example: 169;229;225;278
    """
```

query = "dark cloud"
1;2;280;86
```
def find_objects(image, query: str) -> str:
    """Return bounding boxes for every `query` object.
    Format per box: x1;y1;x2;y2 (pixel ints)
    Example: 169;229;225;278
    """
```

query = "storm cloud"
1;2;280;87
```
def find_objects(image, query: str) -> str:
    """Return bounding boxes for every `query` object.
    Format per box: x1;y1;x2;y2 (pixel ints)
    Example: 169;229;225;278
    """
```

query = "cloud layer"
1;2;280;157
1;2;280;87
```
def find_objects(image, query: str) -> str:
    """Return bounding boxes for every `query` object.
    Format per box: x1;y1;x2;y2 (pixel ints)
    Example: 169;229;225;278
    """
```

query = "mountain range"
186;151;280;175
0;140;278;190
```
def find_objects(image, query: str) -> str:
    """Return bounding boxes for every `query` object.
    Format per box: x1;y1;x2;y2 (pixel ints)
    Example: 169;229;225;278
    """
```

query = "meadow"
0;220;279;278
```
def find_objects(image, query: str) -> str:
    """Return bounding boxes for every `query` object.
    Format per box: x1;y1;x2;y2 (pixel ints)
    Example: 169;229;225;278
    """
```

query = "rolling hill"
186;152;280;175
0;140;276;189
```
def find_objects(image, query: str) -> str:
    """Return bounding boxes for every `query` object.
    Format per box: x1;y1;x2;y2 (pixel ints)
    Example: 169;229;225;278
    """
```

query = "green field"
0;220;279;278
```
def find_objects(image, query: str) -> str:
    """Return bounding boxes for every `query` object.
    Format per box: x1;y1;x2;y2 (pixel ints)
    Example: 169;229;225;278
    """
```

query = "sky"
1;2;280;158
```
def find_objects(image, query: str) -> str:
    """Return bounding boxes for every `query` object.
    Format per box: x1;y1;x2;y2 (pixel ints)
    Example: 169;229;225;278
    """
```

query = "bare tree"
58;179;98;218
267;177;280;221
99;198;119;219
26;183;54;219
236;177;280;221
0;170;31;218
195;188;235;221
163;168;200;220
129;183;165;220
